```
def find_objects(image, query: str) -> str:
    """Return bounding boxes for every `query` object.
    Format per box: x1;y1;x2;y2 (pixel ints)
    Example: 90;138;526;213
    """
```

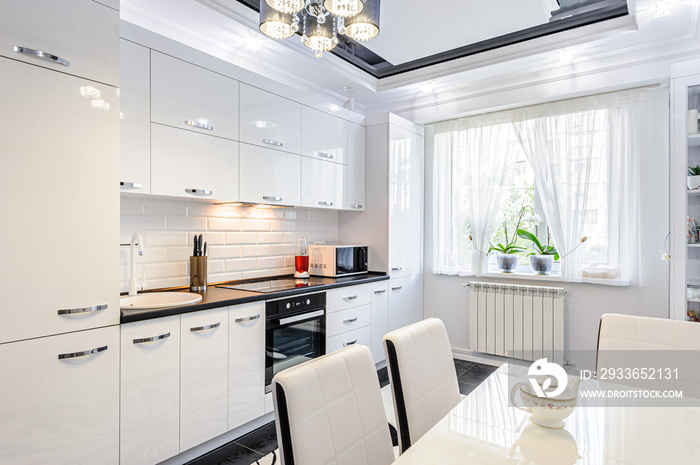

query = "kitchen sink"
120;292;203;310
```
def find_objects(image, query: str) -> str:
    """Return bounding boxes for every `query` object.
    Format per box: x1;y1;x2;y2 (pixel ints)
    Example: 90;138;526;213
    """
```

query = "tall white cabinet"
339;113;425;337
671;59;700;322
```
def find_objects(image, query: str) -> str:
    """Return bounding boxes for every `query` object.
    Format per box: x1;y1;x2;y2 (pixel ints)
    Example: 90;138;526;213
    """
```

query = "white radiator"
468;282;565;364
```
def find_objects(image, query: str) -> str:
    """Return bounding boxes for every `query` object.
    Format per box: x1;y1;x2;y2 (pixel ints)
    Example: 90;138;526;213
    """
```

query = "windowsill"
480;272;630;287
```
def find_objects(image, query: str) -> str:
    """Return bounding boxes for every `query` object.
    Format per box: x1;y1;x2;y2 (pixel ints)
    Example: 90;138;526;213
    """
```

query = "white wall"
120;196;338;292
422;88;670;370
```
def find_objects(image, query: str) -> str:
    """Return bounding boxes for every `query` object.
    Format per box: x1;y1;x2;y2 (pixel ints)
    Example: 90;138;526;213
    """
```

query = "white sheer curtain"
433;113;519;276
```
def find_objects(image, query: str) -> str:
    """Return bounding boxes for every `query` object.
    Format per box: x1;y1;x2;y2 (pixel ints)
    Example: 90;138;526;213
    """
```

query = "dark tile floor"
187;360;497;465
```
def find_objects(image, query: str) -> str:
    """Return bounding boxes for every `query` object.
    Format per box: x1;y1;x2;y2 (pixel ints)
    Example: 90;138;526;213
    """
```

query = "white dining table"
391;364;700;465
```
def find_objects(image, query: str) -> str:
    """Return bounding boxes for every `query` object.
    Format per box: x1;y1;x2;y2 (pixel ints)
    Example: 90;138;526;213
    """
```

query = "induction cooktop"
219;279;324;294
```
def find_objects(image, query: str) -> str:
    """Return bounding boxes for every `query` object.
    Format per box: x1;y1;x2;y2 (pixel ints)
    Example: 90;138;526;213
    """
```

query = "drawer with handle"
326;304;370;337
326;325;371;355
326;284;371;313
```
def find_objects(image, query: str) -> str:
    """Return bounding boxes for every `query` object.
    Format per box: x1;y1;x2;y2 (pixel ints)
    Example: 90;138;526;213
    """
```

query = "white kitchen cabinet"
240;83;302;154
151;123;239;202
327;283;372;354
229;302;265;431
346;122;366;211
301;157;346;209
0;0;118;85
180;308;229;452
370;281;389;363
388;275;423;332
327;304;371;336
0;326;119;465
302;106;346;164
151;51;239;141
327;284;372;311
0;57;119;344
120;39;151;194
239;143;301;206
120;316;181;465
327;325;372;353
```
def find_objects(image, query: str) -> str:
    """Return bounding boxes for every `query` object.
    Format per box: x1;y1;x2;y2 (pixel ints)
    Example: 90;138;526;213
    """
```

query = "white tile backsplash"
120;197;339;292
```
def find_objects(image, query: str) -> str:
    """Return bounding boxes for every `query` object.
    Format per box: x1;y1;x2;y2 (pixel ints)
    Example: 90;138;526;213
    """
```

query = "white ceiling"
363;0;554;66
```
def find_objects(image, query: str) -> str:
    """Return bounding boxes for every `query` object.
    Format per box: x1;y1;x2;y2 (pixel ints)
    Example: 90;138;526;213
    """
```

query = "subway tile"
270;220;296;232
308;210;330;222
225;258;258;272
284;256;295;267
271;267;295;276
224;207;243;218
257;232;284;244
241;219;271;231
326;230;339;243
143;198;188;216
226;232;258;245
284;210;297;220
271;244;295;255
257;256;285;269
207;245;242;260
166;246;194;262
144;232;189;247
207;259;226;274
188;203;228;218
167;216;207;231
166;277;189;288
189;232;226;245
209;272;242;284
120;197;144;215
241;245;271;257
120;247;168;265
328;211;339;223
121;215;166;232
209;218;243;231
145;262;188;279
120;264;144;282
143;278;168;292
241;269;271;280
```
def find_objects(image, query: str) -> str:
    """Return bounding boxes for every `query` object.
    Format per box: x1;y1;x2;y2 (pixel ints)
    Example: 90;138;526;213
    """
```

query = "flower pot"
530;255;554;275
496;254;518;273
689;175;700;191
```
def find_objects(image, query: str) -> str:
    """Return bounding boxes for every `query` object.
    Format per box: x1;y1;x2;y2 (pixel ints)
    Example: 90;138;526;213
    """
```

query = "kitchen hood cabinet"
302;106;347;165
239;144;301;206
240;83;302;155
347;122;366;211
301;157;346;209
0;0;118;86
151;124;239;202
151;51;239;141
119;39;151;194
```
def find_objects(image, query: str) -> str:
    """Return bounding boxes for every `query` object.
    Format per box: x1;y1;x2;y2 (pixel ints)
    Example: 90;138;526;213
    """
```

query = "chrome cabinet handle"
351;204;363;209
263;139;283;147
318;153;334;159
343;339;358;347
14;46;70;66
58;345;107;360
318;201;334;206
392;286;403;291
263;196;282;202
343;295;358;301
343;317;358;323
185;188;213;196
57;304;108;316
276;310;324;326
185;120;214;131
392;267;403;271
133;332;170;344
374;289;386;294
190;322;220;332
120;181;143;189
235;314;261;323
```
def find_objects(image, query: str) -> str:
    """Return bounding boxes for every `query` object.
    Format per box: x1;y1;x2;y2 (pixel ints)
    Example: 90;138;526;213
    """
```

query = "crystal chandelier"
259;0;381;58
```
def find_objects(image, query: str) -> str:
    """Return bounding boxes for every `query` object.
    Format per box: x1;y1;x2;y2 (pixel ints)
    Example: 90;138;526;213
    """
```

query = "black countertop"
120;273;389;324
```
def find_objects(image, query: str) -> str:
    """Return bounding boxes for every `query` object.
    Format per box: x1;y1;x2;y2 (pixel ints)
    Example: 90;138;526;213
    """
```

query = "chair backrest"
383;318;461;453
272;344;394;465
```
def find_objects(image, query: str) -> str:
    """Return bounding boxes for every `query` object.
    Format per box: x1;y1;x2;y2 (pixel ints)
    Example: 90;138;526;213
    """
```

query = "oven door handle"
274;309;325;326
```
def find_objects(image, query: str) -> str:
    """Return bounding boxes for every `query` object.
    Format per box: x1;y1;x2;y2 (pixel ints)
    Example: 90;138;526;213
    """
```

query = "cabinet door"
371;281;389;363
302;106;346;164
151;124;239;202
0;57;119;344
181;308;229;451
239;144;301;206
121;316;180;465
326;304;371;337
0;326;119;465
347;122;366;211
151;51;239;141
388;275;423;332
120;39;150;194
301;157;346;209
0;0;118;85
388;125;424;277
326;325;371;354
229;302;265;430
240;83;301;154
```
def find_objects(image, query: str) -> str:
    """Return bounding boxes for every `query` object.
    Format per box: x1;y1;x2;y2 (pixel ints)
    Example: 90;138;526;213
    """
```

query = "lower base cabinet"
0;326;120;465
388;274;423;332
370;281;389;363
120;316;181;465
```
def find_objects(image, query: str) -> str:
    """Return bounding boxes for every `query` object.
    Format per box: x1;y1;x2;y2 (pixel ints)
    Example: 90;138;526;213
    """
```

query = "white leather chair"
383;318;461;453
272;344;395;465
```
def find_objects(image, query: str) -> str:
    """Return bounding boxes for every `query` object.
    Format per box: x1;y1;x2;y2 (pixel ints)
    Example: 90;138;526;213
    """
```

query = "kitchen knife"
193;235;199;257
203;242;207;257
198;234;204;256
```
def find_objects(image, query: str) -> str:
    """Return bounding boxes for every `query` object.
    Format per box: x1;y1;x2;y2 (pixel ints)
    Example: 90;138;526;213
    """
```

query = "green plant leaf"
517;229;543;250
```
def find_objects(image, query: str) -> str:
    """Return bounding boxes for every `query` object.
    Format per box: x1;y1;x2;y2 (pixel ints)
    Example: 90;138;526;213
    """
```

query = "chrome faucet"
129;232;144;296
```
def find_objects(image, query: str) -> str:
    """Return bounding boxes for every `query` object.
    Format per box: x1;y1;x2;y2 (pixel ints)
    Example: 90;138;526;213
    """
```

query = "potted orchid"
516;226;559;275
489;208;527;273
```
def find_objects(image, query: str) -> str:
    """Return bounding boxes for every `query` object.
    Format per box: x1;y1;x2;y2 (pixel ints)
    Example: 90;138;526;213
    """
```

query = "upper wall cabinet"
240;83;302;154
302;106;346;164
151;51;239;141
120;39;151;194
239;144;301;206
347;122;366;211
0;0;118;85
301;158;346;209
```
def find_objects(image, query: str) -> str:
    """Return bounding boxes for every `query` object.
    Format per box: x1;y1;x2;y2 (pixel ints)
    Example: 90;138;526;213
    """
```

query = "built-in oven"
265;292;326;392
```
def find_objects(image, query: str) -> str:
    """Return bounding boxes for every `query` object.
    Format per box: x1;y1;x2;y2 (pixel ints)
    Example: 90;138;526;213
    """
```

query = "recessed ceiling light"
80;86;101;99
344;85;353;93
419;82;434;94
246;38;263;52
329;104;341;112
558;50;575;63
91;99;110;111
654;1;671;18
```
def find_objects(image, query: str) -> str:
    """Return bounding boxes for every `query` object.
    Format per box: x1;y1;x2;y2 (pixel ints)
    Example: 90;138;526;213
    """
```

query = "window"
432;88;652;283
